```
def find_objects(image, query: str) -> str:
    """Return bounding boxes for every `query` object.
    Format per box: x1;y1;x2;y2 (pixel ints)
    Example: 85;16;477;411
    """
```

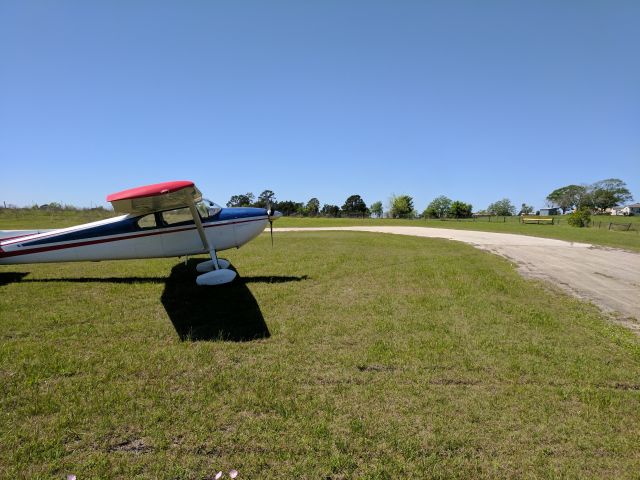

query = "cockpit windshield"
198;198;222;219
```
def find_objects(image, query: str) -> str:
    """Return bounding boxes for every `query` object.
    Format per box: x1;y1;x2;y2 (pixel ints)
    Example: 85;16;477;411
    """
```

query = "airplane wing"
106;180;202;215
107;180;211;254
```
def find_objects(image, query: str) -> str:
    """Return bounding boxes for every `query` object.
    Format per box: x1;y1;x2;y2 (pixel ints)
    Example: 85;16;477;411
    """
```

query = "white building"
611;203;640;216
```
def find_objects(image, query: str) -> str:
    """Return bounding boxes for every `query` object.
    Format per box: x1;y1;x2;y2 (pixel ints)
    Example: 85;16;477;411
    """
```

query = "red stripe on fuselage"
0;234;35;242
0;217;265;259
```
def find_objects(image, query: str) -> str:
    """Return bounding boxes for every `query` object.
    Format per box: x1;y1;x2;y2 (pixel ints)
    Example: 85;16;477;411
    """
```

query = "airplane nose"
269;210;283;220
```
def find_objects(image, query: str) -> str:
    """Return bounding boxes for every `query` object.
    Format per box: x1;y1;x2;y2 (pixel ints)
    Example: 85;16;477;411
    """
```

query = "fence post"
608;222;612;230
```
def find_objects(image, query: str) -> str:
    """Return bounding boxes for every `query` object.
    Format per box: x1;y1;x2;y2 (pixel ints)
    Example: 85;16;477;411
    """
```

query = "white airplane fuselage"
0;207;270;265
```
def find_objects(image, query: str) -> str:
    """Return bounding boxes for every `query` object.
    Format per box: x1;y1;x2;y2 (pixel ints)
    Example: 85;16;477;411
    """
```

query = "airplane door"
133;213;165;258
159;208;202;256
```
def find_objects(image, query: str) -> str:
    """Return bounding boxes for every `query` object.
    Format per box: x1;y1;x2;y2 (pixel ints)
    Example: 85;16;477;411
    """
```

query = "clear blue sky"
1;1;638;212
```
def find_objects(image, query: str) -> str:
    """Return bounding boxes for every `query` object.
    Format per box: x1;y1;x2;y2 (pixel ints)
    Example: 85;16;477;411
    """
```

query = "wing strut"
187;197;219;270
187;194;236;285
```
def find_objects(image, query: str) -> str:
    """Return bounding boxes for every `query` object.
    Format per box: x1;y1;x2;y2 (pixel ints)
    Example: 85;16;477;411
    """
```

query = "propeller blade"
267;199;274;247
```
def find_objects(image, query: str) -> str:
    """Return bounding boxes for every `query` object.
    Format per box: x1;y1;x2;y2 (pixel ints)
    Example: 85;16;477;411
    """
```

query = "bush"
567;208;591;228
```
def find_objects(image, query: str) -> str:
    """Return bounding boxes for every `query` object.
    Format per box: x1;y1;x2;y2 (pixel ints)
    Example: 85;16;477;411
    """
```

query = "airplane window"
202;198;221;217
196;201;209;219
137;214;156;229
208;205;221;217
163;207;194;226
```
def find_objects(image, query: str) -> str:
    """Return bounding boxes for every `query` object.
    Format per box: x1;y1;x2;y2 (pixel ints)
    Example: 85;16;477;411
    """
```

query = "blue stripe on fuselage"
216;207;267;221
22;217;140;246
21;207;268;246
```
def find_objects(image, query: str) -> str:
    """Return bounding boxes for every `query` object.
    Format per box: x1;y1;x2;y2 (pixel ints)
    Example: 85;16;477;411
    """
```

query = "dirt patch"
357;364;396;372
430;378;479;386
109;438;152;454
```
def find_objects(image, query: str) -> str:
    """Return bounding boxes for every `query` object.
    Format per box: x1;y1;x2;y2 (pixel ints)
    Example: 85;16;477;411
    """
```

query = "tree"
423;196;452;218
590;178;633;211
254;190;276;208
226;192;255;207
321;204;340;217
449;200;473;218
370;201;383;218
276;200;302;216
487;198;516;216
306;198;320;216
518;203;534;215
341;194;368;216
546;185;587;213
546;179;633;213
390;194;414;218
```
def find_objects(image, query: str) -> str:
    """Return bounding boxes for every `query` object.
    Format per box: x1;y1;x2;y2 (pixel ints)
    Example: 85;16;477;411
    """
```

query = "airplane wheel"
196;258;231;272
196;269;237;286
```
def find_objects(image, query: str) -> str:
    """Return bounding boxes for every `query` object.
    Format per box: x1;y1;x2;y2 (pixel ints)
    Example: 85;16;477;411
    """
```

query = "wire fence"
427;215;538;223
591;221;638;232
423;215;639;233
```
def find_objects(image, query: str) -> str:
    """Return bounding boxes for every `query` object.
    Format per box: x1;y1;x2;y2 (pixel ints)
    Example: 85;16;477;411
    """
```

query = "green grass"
1;230;640;478
0;208;116;230
277;215;640;252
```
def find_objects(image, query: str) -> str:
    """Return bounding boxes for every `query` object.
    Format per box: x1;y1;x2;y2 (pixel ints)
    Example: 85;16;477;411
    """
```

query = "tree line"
226;190;374;217
225;191;532;219
226;191;471;218
226;178;633;220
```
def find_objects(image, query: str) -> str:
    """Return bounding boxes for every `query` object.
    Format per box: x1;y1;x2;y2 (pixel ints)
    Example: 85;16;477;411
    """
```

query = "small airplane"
0;181;282;285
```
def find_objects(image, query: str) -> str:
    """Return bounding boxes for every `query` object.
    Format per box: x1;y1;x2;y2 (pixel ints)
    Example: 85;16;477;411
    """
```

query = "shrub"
567;208;591;228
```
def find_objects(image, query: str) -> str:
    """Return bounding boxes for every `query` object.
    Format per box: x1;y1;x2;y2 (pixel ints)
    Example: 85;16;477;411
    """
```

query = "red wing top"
107;180;202;215
107;181;195;202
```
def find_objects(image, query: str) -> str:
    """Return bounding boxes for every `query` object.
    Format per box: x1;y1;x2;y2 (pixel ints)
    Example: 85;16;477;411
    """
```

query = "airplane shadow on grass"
162;259;278;342
0;271;29;286
1;260;308;342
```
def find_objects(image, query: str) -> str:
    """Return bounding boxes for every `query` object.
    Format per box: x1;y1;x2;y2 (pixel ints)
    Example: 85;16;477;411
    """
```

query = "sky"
1;1;639;212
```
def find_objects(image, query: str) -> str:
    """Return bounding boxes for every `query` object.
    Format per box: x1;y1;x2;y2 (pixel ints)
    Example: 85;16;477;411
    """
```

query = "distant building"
611;206;625;215
539;207;559;216
612;203;640;216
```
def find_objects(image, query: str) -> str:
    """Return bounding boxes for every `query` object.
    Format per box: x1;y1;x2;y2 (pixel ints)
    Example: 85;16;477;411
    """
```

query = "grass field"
0;208;116;230
2;229;640;478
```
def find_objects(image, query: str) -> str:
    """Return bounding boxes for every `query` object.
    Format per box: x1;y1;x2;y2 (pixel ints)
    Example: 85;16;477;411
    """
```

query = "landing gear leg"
210;248;220;270
187;197;236;285
196;248;230;272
